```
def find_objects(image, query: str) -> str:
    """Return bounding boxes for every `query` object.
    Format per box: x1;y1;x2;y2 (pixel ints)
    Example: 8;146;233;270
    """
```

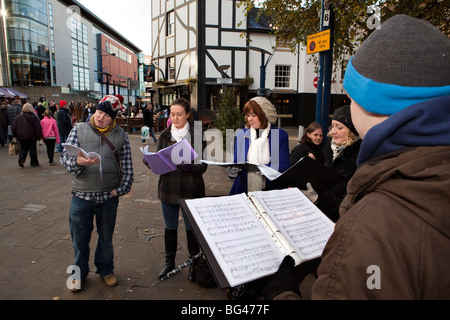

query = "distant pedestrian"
6;99;22;141
142;102;157;143
12;103;43;167
56;100;72;152
40;110;60;166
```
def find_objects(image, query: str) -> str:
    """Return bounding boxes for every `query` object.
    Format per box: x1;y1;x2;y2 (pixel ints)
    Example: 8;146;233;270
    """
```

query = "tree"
238;0;450;66
214;88;245;150
215;88;244;133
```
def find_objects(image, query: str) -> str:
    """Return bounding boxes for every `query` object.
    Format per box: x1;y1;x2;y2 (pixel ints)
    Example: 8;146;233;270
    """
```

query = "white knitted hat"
250;96;277;124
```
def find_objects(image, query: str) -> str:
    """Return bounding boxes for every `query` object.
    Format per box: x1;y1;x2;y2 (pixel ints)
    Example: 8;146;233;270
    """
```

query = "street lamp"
99;52;116;95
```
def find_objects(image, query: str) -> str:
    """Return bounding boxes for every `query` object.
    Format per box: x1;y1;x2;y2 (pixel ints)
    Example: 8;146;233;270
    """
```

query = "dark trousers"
43;138;56;164
19;140;39;166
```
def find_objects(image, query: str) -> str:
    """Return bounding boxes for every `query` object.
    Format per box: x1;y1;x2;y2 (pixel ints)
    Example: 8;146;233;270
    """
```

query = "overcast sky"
76;0;152;54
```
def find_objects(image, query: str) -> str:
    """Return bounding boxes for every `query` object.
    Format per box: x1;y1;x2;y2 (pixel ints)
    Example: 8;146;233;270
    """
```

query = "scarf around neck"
247;124;271;192
90;115;116;135
171;121;190;142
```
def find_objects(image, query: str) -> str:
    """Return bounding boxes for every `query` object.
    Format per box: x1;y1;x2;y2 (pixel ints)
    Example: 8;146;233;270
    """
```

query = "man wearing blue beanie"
263;14;450;300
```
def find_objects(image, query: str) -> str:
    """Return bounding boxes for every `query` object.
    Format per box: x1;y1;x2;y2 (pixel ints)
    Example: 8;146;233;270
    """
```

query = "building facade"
151;0;349;127
0;0;142;103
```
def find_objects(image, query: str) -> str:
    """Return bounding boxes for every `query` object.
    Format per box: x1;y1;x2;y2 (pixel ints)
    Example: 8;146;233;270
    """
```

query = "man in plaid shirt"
61;95;134;292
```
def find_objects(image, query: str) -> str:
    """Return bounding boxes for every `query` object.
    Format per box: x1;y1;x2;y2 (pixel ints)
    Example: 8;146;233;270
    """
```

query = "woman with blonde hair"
12;103;43;167
40;109;60;165
316;105;361;222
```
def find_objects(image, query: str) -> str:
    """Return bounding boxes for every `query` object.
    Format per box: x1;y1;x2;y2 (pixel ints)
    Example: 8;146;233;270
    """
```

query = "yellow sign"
307;29;331;54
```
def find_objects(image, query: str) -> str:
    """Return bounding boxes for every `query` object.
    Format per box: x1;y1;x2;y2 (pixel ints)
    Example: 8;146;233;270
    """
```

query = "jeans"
69;195;119;281
161;201;192;231
58;134;68;152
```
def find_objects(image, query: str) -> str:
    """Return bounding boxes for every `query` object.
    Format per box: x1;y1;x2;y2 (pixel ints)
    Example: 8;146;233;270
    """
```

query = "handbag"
193;254;217;288
8;138;21;156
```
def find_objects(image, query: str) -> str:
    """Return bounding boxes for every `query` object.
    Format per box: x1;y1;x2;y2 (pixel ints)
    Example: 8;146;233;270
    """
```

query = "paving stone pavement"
0;127;315;301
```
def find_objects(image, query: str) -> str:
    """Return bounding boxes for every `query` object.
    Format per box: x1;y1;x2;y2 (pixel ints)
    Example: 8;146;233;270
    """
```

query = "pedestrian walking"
56;100;72;152
40;110;60;166
142;102;158;143
12;103;43;167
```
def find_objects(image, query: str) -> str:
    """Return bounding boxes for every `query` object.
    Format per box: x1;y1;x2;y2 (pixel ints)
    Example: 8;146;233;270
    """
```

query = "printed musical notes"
185;194;284;287
251;188;335;261
181;188;335;288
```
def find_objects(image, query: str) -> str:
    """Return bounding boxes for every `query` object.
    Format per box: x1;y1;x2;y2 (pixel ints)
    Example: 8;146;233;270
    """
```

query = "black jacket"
6;103;22;126
12;112;43;141
316;139;361;222
57;107;73;136
143;108;154;128
290;142;324;165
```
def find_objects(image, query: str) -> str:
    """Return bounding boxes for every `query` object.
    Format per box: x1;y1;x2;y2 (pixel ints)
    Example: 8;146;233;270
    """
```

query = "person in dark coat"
142;102;158;143
56;100;72;152
6;99;22;141
290;121;324;165
316;106;361;223
12;103;43;167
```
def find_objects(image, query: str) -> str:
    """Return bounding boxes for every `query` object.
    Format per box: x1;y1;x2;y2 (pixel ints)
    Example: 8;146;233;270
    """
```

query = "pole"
259;51;265;96
315;0;334;137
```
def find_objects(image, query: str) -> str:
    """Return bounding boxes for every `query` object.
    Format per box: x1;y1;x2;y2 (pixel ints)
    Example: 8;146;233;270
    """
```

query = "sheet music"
251;188;335;261
184;194;284;287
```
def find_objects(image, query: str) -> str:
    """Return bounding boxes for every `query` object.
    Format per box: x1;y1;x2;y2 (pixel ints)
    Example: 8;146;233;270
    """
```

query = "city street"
0;127;315;300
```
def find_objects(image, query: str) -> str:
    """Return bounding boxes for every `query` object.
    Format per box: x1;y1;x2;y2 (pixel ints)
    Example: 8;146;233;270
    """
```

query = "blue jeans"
58;134;68;152
69;196;118;281
161;201;192;231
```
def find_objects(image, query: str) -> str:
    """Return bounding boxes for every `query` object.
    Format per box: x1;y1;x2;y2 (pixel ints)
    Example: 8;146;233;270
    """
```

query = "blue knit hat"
344;14;450;115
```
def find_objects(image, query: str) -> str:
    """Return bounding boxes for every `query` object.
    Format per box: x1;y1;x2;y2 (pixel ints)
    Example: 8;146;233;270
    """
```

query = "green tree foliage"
238;0;450;65
215;88;245;134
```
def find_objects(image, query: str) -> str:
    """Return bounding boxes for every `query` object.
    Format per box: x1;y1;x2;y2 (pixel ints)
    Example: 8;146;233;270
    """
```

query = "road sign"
307;29;331;54
313;76;318;88
217;78;232;84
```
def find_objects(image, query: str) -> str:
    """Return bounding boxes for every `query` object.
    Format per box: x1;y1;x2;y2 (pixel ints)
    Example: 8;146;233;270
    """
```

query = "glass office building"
4;0;51;86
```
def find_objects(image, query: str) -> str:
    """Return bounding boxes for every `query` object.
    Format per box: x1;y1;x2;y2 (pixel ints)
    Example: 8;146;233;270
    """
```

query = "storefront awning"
0;87;30;99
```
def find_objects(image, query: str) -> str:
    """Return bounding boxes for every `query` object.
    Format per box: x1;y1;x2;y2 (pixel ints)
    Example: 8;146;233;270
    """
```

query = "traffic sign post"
313;0;334;139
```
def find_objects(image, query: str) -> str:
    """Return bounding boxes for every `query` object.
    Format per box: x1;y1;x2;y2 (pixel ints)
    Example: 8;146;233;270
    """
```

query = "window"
167;10;174;36
71;18;89;90
167;56;175;80
276;37;292;49
275;65;291;88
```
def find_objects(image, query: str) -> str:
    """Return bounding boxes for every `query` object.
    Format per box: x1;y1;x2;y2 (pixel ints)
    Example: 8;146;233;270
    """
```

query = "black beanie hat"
344;14;450;115
332;105;358;136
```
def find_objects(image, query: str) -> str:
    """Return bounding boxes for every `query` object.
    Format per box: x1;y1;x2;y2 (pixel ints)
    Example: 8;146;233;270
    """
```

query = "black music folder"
179;188;335;289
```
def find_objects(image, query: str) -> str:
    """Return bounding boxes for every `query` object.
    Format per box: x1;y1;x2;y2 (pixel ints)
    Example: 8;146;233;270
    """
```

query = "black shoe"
158;229;178;280
158;259;175;280
18;160;24;168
